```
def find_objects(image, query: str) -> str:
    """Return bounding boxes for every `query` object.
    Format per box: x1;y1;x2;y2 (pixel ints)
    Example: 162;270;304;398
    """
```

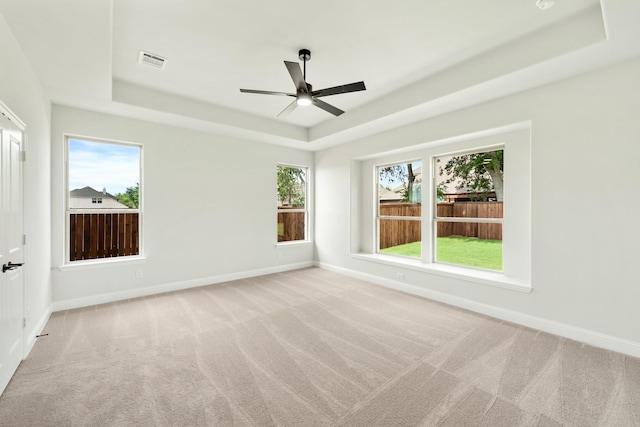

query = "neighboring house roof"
378;185;401;202
70;186;117;199
69;186;129;209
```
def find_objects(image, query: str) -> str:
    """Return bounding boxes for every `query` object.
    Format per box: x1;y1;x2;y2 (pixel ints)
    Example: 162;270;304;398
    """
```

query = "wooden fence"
437;202;503;241
278;210;305;242
378;202;502;249
69;212;139;261
378;203;421;249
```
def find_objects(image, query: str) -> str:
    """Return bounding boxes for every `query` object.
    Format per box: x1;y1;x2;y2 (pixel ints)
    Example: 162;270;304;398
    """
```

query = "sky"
68;139;140;195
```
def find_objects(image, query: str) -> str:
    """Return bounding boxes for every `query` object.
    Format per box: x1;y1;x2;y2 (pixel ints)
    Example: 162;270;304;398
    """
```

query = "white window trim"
376;159;422;257
58;255;147;271
64;134;144;265
350;252;531;292
276;163;310;245
432;146;504;271
352;127;531;292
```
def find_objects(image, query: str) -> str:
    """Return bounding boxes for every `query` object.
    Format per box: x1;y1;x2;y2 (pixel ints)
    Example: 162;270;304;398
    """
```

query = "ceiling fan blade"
240;89;295;97
284;61;308;92
311;81;366;98
277;100;298;117
312;99;344;116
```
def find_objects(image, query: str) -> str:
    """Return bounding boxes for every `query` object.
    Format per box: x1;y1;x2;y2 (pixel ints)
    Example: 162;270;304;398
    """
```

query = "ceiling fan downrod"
299;49;311;82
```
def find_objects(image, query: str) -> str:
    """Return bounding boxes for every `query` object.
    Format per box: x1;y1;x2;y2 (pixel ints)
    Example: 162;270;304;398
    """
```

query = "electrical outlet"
135;269;143;278
396;272;404;280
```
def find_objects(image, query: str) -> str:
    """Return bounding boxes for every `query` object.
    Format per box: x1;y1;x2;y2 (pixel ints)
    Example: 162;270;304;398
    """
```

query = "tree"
439;150;503;201
117;183;139;208
277;166;305;207
379;163;420;203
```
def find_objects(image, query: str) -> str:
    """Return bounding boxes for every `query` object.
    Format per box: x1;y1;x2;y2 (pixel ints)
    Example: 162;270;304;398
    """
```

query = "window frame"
432;146;504;272
352;127;531;292
376;159;422;259
64;135;144;265
276;163;309;245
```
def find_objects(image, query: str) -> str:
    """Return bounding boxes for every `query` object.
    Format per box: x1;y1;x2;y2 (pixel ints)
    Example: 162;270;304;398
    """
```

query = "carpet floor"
1;267;639;426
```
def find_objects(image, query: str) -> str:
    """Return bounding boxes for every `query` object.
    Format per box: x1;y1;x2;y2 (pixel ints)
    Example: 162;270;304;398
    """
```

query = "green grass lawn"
380;236;502;271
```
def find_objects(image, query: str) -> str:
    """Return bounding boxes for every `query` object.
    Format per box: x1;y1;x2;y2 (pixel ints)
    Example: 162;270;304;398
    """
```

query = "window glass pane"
377;160;422;258
379;219;421;258
277;166;306;209
68;139;140;209
67;138;141;262
378;161;422;216
435;149;503;207
278;211;306;242
436;224;502;271
434;149;503;271
277;165;307;243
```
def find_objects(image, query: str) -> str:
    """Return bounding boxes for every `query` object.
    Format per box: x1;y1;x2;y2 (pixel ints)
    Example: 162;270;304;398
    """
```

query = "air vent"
138;51;166;70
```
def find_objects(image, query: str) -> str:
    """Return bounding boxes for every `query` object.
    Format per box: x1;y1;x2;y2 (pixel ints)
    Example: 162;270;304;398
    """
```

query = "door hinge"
23;234;26;245
20;151;26;162
23;318;27;328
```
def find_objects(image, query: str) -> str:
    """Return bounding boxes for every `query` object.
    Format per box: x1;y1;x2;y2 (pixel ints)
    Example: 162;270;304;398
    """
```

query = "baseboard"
24;308;52;357
316;261;640;359
52;261;315;312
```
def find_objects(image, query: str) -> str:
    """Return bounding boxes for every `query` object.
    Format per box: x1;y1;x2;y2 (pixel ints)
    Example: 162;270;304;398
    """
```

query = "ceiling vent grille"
138;51;166;70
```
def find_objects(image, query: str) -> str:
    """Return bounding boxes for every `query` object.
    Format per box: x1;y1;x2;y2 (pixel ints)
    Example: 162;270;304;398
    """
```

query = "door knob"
2;262;24;273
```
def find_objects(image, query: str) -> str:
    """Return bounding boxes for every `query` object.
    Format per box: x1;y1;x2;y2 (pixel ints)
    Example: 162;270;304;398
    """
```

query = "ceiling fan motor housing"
298;49;311;61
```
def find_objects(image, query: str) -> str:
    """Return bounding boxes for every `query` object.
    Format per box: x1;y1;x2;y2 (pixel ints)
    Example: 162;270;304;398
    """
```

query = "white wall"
4;3;639;359
315;57;640;353
0;14;52;348
51;106;314;308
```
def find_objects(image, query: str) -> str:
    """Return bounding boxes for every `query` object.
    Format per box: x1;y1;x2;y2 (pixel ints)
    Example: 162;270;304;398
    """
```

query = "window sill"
57;256;147;272
350;253;531;293
276;240;313;247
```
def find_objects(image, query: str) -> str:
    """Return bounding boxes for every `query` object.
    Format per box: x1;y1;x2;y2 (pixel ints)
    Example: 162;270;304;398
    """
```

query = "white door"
0;110;25;396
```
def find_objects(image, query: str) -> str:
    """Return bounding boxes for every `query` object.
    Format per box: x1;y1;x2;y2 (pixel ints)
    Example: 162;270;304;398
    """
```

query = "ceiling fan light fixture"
296;93;312;106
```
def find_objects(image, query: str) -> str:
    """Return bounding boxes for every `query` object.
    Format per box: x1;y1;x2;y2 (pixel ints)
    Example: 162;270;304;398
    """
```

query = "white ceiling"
1;0;639;150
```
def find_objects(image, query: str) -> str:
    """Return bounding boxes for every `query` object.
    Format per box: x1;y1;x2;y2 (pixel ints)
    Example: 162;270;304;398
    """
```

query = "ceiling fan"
240;49;366;117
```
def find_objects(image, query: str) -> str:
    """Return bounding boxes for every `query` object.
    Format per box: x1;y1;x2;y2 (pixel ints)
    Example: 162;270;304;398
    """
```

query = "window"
66;137;142;262
277;165;308;243
355;128;531;289
377;161;422;259
434;149;503;271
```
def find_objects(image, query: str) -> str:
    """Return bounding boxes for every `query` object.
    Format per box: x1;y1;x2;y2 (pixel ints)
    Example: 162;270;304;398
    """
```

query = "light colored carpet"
1;267;639;426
